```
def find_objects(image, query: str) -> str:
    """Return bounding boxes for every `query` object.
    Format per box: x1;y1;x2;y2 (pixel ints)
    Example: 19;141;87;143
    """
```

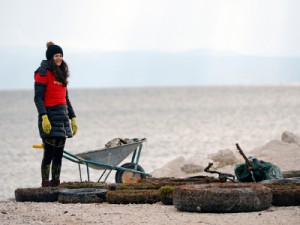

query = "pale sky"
1;0;300;57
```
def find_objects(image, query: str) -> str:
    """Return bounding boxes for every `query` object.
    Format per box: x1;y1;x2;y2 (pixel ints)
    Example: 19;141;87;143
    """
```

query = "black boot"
42;180;51;187
51;179;60;187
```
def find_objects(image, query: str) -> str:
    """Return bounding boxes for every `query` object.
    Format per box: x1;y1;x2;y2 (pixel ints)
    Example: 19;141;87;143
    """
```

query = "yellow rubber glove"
42;115;51;134
71;117;78;136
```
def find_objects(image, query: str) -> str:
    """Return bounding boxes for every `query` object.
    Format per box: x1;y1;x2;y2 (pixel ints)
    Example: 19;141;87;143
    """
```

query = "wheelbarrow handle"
32;144;44;149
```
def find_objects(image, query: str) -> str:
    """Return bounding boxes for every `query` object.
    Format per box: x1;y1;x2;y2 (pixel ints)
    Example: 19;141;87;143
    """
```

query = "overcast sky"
1;0;300;57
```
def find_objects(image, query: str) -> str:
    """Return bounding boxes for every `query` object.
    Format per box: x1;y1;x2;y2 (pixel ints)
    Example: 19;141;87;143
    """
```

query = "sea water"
0;85;299;200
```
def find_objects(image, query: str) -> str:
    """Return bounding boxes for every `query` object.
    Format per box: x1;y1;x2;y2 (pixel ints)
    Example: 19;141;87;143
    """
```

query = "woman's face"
53;53;63;66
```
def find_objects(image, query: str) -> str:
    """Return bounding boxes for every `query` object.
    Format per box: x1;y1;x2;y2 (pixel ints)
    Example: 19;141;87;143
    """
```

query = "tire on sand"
106;189;160;204
261;179;300;206
58;188;107;204
115;163;146;184
260;178;300;184
282;170;300;179
138;176;219;189
15;187;61;202
173;183;272;213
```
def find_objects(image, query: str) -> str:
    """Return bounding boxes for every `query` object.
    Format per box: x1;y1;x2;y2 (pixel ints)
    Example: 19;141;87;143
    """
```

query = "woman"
34;41;78;187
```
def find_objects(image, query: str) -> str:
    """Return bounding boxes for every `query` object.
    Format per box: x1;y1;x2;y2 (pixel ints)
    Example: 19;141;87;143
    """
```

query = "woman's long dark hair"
48;58;70;86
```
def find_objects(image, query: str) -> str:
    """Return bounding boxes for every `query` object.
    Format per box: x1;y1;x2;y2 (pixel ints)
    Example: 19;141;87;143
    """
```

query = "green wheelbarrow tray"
63;138;151;183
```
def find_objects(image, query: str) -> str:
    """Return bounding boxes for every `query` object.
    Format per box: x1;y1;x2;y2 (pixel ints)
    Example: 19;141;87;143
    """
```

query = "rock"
180;163;203;174
180;156;208;174
281;131;300;147
150;131;300;180
151;156;186;178
250;140;300;171
207;149;237;168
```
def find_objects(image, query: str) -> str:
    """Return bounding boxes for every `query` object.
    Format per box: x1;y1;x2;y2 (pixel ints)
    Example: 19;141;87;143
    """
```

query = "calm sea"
0;85;299;200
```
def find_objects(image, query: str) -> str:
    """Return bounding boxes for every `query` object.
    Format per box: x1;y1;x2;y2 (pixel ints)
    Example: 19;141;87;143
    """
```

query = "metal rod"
131;149;137;164
130;144;143;179
86;163;90;182
103;170;112;182
63;155;81;163
134;144;143;167
78;163;82;182
97;170;107;182
63;150;82;161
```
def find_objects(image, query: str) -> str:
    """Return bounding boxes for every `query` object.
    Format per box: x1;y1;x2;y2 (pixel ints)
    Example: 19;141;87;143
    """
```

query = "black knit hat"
46;41;63;60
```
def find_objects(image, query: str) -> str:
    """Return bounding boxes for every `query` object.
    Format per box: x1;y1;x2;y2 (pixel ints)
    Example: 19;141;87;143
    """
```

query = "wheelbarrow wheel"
115;163;146;183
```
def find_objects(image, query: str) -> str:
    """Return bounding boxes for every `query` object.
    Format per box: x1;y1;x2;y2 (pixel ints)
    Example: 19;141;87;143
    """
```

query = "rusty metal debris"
204;162;235;182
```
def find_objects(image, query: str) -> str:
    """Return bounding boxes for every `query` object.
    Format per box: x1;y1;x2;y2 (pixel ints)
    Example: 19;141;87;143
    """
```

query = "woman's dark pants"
41;137;66;186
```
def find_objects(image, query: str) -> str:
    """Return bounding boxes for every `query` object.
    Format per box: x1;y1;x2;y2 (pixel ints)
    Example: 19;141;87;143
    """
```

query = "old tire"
115;183;158;190
139;176;219;189
106;189;160;204
58;188;107;204
59;181;109;189
115;163;146;183
173;183;272;213
260;178;300;184
261;180;300;206
15;187;61;202
282;170;300;179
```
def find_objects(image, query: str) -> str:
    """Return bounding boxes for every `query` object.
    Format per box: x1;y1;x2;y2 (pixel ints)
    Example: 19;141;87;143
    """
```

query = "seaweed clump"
159;185;174;205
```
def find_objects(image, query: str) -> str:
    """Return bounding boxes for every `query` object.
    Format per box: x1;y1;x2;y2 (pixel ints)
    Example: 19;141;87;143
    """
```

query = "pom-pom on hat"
46;41;63;60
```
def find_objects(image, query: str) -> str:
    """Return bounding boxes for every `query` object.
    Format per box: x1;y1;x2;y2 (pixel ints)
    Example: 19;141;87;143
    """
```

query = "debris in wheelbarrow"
235;143;283;182
104;137;144;148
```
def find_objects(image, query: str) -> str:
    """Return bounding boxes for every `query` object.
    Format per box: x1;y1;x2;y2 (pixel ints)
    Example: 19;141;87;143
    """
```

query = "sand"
0;200;299;225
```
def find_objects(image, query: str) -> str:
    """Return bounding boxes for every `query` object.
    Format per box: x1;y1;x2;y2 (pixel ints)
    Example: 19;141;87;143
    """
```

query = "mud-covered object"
15;187;61;202
58;188;108;204
173;183;272;213
282;170;300;178
106;189;160;204
235;157;283;182
261;179;300;206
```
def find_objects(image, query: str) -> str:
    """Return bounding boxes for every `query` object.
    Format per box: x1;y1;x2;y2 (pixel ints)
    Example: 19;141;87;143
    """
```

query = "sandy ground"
1;133;299;225
0;199;299;225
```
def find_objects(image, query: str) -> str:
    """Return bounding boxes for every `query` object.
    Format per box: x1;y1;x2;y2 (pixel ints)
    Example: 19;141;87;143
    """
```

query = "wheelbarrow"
33;138;150;183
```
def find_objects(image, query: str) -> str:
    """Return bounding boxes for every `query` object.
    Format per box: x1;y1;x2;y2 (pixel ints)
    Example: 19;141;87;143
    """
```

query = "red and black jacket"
34;60;75;138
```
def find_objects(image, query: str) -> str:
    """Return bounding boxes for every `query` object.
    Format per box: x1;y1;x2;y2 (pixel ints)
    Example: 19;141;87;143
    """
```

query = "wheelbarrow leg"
86;163;90;182
104;170;112;182
129;144;143;179
97;169;112;182
78;163;82;182
131;149;137;164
